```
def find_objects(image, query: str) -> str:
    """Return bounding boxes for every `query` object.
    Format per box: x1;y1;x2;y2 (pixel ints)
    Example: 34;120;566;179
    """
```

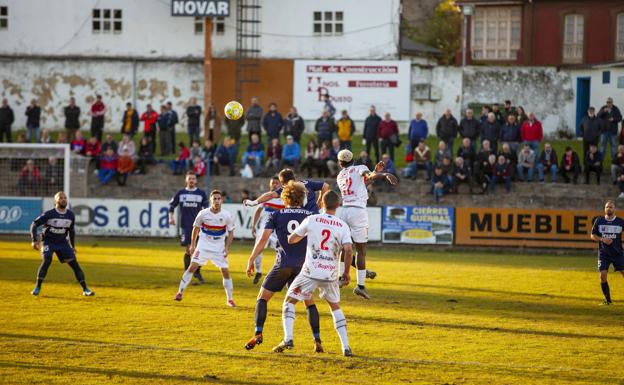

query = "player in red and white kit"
174;190;236;307
336;149;398;299
273;190;355;356
250;177;285;284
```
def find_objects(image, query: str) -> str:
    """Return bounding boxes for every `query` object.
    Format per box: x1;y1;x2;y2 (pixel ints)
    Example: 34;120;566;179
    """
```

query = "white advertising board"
293;60;411;121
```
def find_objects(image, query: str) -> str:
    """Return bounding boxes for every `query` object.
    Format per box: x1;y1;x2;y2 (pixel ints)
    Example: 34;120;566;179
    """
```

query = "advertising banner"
455;207;602;248
0;197;42;234
293;60;411;121
171;0;230;17
382;205;454;244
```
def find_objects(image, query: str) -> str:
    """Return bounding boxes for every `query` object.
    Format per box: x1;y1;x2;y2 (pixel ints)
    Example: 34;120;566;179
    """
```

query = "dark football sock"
36;257;52;288
601;282;611;302
183;253;191;270
307;304;321;340
255;299;268;334
68;260;87;290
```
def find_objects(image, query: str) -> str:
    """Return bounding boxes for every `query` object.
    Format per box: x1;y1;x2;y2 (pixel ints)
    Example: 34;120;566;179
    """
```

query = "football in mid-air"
224;101;244;120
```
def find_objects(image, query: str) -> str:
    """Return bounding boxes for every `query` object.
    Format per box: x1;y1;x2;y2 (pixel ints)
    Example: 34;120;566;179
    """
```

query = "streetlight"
462;4;474;67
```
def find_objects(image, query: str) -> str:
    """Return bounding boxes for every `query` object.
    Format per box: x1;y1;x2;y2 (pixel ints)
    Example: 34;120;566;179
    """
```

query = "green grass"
1;237;623;384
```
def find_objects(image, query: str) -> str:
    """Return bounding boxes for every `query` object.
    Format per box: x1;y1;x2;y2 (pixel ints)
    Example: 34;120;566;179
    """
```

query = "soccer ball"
224;101;244;120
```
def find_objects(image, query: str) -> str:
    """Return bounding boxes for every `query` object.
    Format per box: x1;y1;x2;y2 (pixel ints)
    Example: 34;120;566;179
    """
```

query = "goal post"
0;143;71;199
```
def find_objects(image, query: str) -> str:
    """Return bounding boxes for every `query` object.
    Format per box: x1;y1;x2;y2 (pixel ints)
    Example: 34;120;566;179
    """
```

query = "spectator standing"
516;143;536;182
186;97;202;146
214;136;236;176
436;108;459;153
171;142;190;175
157;105;172;156
301;141;320;177
18;159;41;195
265;137;282;174
25;99;41;143
404;140;432;180
408;112;428;151
0;98;14;143
101;134;118;154
457;137;476;173
40;129;52;144
281;135;300;169
262;103;283;141
120;102;139;137
491;103;505;126
560;146;580;184
502;100;517;122
118;134;136;158
242;133;264;176
479;105;490;126
501;114;521;153
537;142;558;183
516;106;528;126
481;113;501;152
245;97;263;142
492;155;512;192
89;95;105;142
116;149;134;186
363;105;381;163
579;107;604;159
611;145;624;183
337;110;355;150
520;112;543;155
70;131;86;155
322;94;336;118
458;109;480;151
225;116;244;144
98;148;118;185
137;136;154;174
599;97;622;159
140;104;159;153
314;110;336;146
327;138;341;176
585;144;603;184
64;97;80;141
283;107;304;143
205;104;219;142
378;112;400;161
166;101;179;154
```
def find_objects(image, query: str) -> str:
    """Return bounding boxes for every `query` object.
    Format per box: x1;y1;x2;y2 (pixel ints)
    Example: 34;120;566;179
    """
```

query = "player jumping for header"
590;200;624;305
29;191;95;297
174;190;236;307
245;181;323;352
250;176;285;284
336;149;398;299
273;190;354;357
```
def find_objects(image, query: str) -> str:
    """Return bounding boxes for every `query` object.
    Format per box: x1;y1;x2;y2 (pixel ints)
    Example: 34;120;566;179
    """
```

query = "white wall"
0;0;398;60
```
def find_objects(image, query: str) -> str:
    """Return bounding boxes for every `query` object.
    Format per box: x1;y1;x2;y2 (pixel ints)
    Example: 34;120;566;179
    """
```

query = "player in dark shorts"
590;200;624;305
244;181;323;353
243;168;329;214
169;171;209;284
29;191;94;296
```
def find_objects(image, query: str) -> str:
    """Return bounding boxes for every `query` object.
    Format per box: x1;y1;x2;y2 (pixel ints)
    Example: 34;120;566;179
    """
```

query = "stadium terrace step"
84;163;619;209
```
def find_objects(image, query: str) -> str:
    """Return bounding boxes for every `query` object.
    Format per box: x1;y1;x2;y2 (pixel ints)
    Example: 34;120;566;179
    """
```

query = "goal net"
0;143;71;198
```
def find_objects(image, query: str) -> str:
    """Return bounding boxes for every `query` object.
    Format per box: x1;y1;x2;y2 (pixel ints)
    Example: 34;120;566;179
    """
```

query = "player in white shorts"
174;190;236;307
336;149;398;300
251;176;285;284
272;190;355;357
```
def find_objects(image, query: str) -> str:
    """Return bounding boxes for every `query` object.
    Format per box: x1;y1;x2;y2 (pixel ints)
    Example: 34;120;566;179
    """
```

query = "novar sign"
171;0;230;17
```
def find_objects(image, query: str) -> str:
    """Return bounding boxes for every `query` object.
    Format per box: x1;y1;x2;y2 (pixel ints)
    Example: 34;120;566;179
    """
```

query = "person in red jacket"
141;104;159;153
85;136;101;160
98;148;118;185
18;159;41;195
520;112;543;155
89;95;106;142
170;142;190;175
378;112;400;161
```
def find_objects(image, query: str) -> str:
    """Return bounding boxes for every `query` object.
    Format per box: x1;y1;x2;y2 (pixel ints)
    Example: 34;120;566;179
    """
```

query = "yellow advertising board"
455;208;603;248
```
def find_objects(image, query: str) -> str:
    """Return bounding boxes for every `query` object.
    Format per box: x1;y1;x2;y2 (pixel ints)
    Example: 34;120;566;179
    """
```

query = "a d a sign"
171;0;230;17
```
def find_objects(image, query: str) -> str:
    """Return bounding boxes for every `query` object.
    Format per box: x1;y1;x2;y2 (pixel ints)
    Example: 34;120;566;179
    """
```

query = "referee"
590;200;624;305
169;171;209;284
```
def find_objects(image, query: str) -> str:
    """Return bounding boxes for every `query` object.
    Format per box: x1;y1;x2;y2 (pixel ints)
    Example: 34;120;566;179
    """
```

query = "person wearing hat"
599;97;622;159
335;149;398;300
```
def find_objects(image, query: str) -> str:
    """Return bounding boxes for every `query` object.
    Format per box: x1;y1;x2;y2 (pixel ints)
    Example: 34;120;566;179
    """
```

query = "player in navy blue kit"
244;181;323;353
243;168;328;214
591;200;624;305
169;171;209;284
29;192;94;296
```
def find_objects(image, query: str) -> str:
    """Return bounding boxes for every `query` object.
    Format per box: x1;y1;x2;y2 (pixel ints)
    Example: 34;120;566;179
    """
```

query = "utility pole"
204;18;220;145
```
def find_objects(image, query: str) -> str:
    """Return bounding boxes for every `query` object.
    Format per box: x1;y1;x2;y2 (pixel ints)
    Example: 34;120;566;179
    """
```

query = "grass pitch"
1;237;623;385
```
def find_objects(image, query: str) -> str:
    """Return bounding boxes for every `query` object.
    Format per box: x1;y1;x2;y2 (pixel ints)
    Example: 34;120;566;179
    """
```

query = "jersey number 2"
342;177;354;196
320;229;331;250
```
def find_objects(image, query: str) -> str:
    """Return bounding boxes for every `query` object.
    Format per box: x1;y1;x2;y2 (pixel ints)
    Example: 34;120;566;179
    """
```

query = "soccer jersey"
193;208;235;256
259;197;285;229
31;208;75;246
337;165;370;208
264;208;313;268
591;216;624;259
293;213;352;281
169;188;209;230
276;180;324;213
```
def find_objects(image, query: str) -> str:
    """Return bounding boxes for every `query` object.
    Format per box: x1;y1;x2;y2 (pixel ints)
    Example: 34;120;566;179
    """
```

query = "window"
603;71;611;84
92;8;122;33
0;6;7;30
563;14;584;63
617;13;624;60
471;7;521;60
313;11;343;36
194;17;224;35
